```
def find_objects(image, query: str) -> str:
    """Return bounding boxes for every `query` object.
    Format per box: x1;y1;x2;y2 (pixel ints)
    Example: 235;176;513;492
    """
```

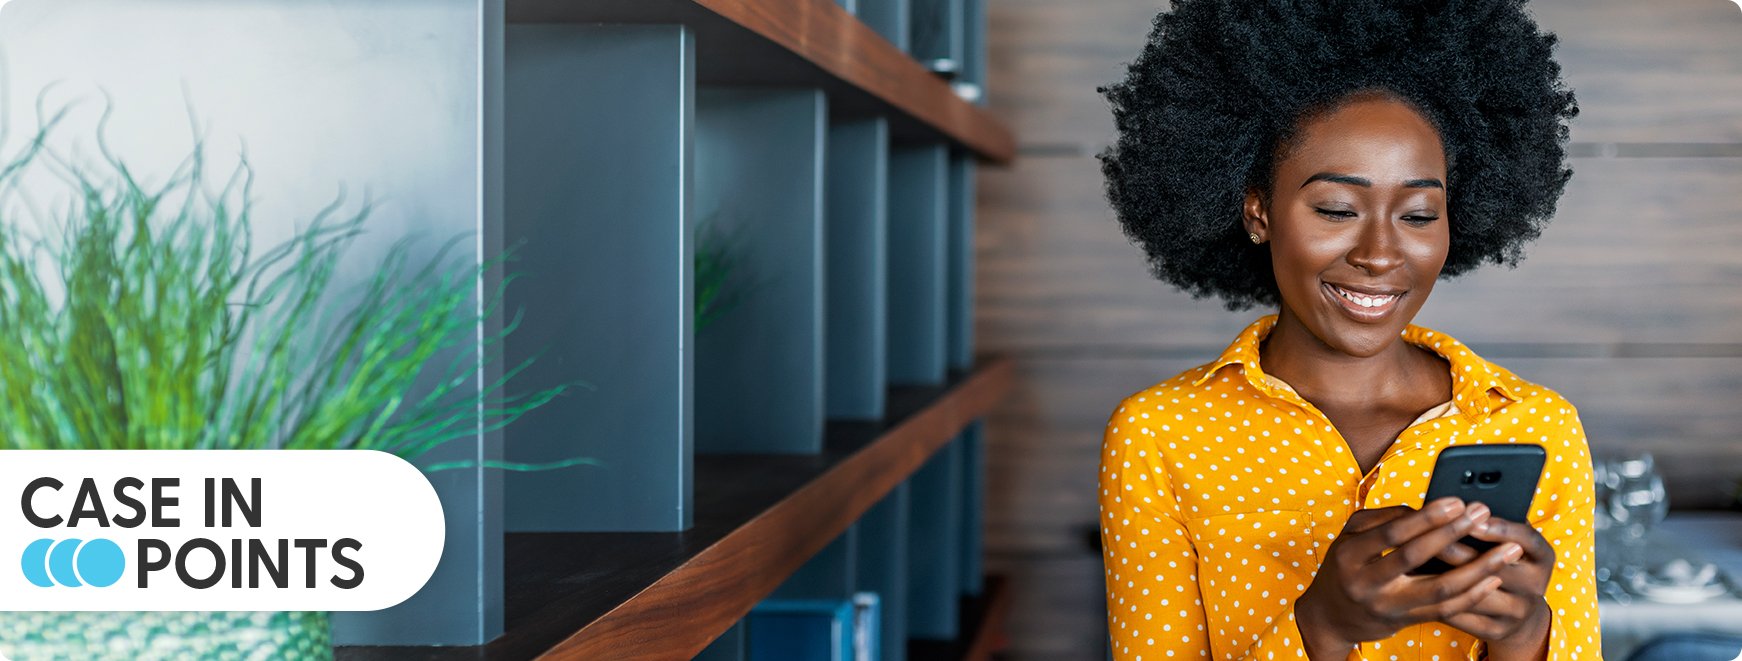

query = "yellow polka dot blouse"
1099;314;1601;660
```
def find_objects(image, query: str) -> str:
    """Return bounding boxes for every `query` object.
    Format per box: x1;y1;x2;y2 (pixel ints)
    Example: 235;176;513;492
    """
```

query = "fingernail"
1482;576;1503;591
1502;543;1523;563
1464;503;1489;522
1437;498;1463;515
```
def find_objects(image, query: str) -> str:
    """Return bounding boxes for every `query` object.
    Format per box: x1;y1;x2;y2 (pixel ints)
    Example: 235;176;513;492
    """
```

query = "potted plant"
0;110;582;658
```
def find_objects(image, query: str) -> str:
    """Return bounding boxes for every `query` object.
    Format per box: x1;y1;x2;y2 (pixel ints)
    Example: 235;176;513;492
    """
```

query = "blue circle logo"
20;538;125;588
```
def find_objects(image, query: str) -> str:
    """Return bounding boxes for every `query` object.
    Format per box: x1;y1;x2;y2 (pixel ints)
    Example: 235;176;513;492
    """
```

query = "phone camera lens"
1478;471;1502;485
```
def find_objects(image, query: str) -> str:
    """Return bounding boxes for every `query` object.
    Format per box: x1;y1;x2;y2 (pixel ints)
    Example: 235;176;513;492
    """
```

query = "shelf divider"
827;117;892;420
907;433;965;639
958;420;986;597
857;482;913;661
888;144;951;386
501;23;696;532
695;87;828;454
948;149;977;371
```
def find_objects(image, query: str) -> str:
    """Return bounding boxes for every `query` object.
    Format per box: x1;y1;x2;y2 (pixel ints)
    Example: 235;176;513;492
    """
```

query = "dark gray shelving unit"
336;0;1014;656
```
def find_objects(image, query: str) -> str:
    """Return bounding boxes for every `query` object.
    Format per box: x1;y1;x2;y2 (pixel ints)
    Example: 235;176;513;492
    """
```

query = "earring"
1248;232;1263;244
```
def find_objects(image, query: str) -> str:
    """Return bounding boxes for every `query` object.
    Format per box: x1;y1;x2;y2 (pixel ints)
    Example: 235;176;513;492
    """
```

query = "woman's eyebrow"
1300;172;1445;189
1301;172;1371;188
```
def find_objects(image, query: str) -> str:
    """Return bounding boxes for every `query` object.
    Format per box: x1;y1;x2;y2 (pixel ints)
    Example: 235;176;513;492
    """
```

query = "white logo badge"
1;450;446;611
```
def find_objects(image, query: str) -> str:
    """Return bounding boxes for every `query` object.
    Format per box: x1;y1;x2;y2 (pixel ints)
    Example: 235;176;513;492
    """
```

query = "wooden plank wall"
975;1;1742;659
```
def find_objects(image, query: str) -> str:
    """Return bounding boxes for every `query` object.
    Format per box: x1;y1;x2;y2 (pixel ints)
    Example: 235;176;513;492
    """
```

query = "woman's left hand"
1433;515;1555;659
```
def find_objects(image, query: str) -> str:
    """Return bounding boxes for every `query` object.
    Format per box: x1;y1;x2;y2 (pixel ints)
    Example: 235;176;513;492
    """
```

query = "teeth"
1331;284;1397;308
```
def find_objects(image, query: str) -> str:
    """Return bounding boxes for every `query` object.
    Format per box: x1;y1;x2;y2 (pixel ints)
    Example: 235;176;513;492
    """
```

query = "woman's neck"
1257;307;1430;409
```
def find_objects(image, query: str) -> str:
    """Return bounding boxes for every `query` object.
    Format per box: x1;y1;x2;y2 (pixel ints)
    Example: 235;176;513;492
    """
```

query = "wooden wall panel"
982;554;1107;661
1415;157;1742;346
984;357;1197;555
1530;0;1742;144
977;153;1262;351
986;0;1742;149
984;0;1162;148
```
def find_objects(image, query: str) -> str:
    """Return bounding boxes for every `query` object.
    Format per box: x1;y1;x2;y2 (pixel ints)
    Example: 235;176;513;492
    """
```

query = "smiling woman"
1095;0;1595;660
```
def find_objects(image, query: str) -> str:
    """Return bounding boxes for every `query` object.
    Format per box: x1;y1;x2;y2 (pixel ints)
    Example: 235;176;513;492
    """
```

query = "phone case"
1409;444;1546;575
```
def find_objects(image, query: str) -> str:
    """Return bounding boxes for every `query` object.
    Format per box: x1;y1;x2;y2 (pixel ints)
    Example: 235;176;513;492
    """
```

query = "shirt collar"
1190;314;1523;422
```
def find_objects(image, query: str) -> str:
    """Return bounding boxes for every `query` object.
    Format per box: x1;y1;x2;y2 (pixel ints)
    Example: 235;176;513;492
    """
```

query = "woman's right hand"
1294;497;1525;659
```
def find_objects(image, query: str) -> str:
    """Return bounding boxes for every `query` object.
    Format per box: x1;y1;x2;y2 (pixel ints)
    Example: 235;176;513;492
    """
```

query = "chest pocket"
1185;510;1319;658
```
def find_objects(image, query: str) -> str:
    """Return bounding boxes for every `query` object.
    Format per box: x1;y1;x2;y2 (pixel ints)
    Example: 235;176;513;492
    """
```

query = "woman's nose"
1345;219;1405;275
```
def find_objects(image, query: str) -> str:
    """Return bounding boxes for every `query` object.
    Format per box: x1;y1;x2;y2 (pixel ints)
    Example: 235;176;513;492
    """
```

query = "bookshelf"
338;0;1012;656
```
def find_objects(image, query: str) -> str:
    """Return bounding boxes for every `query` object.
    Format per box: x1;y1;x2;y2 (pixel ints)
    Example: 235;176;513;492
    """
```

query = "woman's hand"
1295;498;1524;660
1430;515;1557;659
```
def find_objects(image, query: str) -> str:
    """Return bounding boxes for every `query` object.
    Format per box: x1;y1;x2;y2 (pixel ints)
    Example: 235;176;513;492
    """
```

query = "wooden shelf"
505;0;1016;164
337;356;1015;661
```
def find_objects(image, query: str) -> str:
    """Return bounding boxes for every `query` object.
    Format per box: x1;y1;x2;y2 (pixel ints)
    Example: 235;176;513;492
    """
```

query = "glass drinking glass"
1592;458;1620;591
1606;452;1668;586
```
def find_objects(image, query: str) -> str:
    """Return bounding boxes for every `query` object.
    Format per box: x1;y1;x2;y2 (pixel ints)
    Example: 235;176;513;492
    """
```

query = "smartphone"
1409;444;1546;575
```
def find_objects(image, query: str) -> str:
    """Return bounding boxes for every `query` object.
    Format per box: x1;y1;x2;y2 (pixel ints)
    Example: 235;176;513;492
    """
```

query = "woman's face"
1244;94;1451;358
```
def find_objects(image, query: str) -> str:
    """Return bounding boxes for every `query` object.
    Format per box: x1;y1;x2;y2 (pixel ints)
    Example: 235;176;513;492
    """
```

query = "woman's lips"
1322;282;1403;322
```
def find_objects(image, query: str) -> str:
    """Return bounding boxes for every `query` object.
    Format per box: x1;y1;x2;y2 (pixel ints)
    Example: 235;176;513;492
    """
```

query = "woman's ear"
1242;187;1269;243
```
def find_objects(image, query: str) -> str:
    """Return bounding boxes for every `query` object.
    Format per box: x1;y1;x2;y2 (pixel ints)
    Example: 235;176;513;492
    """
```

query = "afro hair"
1098;0;1579;311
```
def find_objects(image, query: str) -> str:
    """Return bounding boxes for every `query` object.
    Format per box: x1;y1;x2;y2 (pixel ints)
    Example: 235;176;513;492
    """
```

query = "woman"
1095;1;1598;659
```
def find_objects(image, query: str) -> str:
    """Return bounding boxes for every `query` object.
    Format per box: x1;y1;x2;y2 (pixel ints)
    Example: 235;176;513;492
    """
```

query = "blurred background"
975;1;1742;659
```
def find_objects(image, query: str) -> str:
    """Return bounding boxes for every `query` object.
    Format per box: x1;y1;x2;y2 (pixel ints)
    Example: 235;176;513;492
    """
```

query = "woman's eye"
1314;208;1356;219
1403;215;1440;225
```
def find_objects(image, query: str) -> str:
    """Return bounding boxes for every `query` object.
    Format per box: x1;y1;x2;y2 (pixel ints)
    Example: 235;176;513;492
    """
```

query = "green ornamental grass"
0;107;590;472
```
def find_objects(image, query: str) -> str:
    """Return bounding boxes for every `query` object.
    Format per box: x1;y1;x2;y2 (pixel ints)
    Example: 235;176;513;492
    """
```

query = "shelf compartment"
907;574;1011;661
501;24;695;533
773;525;860;601
826;117;892;420
888;143;951;386
695;87;828;454
907;433;965;639
504;0;1015;164
335;356;1013;661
